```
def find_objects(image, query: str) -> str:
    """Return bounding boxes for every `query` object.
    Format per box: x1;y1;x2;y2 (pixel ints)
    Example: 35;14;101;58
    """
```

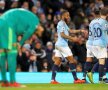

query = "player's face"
106;16;108;21
64;12;70;23
106;13;108;21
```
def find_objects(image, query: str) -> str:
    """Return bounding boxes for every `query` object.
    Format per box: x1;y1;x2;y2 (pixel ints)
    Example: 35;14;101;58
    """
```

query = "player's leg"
83;57;94;83
51;57;61;84
66;56;78;80
66;56;85;83
92;62;99;73
83;46;94;83
103;59;108;81
6;44;24;87
92;61;108;81
7;49;17;84
97;46;108;83
98;58;105;83
51;50;61;84
7;48;25;87
0;49;9;87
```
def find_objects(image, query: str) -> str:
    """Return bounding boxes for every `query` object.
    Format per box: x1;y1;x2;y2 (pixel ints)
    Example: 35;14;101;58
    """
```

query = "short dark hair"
94;8;100;15
60;10;69;16
100;7;108;16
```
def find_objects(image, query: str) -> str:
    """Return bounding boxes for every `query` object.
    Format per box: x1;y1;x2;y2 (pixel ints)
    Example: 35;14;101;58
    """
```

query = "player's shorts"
0;20;17;50
54;46;73;57
86;45;107;59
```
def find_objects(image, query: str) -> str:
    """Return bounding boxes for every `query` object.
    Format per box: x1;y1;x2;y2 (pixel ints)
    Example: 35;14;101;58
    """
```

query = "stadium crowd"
0;0;108;72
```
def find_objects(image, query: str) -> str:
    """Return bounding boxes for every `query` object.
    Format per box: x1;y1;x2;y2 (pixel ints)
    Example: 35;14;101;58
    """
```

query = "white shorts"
86;45;107;59
54;46;73;57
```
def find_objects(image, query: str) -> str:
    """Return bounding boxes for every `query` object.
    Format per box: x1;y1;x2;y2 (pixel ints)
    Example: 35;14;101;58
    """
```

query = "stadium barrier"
0;72;103;83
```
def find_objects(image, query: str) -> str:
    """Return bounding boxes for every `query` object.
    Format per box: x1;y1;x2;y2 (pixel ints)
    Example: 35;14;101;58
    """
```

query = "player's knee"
86;57;93;62
69;60;77;64
99;59;105;65
54;57;61;65
66;56;77;64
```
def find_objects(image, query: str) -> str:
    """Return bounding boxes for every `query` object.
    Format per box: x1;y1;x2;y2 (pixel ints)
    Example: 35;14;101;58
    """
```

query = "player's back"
55;20;69;47
1;8;39;35
86;19;96;46
92;18;108;47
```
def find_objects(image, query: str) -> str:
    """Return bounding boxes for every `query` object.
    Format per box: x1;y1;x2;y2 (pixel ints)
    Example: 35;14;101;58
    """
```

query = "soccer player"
50;10;85;84
83;7;108;83
0;8;39;87
82;8;101;83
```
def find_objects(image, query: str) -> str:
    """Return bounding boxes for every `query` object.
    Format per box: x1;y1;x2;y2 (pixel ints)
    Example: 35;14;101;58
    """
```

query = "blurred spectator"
72;34;87;70
85;2;95;16
33;41;46;72
80;18;89;29
76;63;83;72
0;0;5;14
29;50;37;72
35;0;44;14
21;1;29;10
95;0;104;9
45;41;54;69
17;35;22;42
35;25;44;44
73;9;86;29
41;60;51;72
17;44;31;72
10;0;19;8
31;6;38;15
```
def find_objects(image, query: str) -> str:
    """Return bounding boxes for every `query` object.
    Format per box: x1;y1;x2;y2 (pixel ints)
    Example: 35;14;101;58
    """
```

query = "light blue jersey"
55;20;70;47
87;18;108;47
86;19;96;46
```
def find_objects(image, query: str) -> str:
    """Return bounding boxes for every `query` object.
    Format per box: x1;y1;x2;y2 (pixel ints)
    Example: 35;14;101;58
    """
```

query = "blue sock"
83;62;92;79
51;64;59;81
92;62;99;73
69;63;78;80
103;59;108;80
99;64;105;81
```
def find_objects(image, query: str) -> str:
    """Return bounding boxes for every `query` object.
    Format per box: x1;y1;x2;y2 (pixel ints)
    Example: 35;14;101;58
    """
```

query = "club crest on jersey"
105;24;108;28
62;27;65;30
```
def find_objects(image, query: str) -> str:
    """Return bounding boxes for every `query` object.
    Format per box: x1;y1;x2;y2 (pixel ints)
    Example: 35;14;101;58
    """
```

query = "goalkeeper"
0;8;39;87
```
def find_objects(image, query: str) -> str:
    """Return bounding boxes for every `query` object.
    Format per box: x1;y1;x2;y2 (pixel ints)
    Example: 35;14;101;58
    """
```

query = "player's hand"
81;30;88;38
17;43;21;49
16;43;21;52
80;29;86;33
70;36;79;42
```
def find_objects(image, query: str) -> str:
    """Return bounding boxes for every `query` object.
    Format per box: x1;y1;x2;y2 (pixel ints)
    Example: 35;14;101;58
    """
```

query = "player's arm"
69;29;85;34
19;26;37;46
60;32;78;42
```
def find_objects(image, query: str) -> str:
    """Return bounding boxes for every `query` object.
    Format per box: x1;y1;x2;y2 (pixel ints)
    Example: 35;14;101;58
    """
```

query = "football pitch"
0;84;108;90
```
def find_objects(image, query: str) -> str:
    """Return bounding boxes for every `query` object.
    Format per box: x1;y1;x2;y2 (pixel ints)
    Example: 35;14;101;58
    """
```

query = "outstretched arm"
19;26;37;46
60;32;79;42
69;29;86;34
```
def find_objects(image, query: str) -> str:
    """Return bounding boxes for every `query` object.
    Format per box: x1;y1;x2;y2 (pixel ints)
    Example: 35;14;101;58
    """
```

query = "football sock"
51;64;59;81
83;62;92;80
92;62;99;73
7;50;17;83
69;63;78;80
0;52;7;82
99;64;105;81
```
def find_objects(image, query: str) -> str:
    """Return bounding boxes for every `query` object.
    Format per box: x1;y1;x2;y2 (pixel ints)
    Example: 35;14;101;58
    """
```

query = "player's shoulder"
57;20;65;26
89;18;103;25
89;19;96;26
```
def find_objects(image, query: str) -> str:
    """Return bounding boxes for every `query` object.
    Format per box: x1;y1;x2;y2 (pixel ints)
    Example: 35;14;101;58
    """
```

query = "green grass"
0;84;108;90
